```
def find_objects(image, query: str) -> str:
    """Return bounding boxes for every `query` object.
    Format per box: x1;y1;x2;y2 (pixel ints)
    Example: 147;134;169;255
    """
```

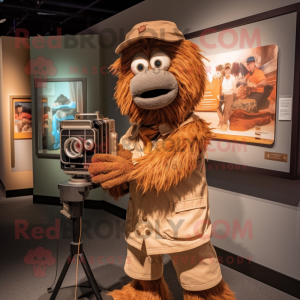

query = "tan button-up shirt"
120;113;212;255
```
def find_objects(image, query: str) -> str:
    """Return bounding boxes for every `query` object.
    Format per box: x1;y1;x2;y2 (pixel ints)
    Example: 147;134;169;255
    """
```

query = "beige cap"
115;20;185;54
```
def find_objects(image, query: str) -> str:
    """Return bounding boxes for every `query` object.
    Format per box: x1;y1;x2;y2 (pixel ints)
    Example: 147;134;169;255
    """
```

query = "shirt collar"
158;123;174;136
158;111;194;136
129;111;194;139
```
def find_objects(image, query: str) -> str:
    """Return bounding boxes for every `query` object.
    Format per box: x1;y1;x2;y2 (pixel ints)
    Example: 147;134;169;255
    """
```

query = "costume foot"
108;277;173;300
217;122;223;128
183;279;236;300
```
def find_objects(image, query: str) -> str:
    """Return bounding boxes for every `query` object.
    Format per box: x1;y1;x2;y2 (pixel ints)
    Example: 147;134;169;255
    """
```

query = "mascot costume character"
89;21;236;300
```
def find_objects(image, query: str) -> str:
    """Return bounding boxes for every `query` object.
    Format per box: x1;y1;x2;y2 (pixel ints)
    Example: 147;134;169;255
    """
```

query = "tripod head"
59;178;100;219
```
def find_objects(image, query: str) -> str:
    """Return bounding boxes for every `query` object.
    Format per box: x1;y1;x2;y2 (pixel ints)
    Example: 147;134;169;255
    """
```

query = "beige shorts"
124;241;222;291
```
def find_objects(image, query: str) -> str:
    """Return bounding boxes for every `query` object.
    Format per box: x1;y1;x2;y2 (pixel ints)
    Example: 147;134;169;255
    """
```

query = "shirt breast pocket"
163;197;210;241
171;197;205;213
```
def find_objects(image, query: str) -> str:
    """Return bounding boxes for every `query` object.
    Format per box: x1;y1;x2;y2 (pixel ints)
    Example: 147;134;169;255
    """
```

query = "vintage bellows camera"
60;112;118;176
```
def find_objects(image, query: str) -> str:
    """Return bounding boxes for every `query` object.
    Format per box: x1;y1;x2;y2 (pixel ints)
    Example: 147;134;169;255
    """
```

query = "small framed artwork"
12;98;32;140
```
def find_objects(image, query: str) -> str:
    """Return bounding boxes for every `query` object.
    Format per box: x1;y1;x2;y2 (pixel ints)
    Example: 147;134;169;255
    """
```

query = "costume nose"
130;69;178;110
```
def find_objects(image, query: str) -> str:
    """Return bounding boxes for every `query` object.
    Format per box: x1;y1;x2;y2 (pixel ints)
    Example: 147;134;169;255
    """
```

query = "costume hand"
88;144;134;189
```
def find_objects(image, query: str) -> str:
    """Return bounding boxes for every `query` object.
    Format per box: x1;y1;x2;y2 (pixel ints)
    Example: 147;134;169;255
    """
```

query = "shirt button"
136;230;140;235
145;230;151;236
142;216;147;222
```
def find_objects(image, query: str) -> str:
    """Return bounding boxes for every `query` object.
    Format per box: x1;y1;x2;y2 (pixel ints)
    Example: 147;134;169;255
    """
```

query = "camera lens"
73;140;82;153
64;137;83;159
84;139;95;151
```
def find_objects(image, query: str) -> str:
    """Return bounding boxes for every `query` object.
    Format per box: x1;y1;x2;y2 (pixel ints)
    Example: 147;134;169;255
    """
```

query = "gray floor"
0;190;298;300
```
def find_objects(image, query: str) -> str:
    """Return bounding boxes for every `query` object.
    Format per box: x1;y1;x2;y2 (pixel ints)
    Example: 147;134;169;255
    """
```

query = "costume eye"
154;60;162;67
150;51;171;70
137;63;144;71
131;52;149;75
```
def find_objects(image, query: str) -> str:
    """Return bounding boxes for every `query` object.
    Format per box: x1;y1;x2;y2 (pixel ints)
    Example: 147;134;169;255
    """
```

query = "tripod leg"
79;253;102;300
50;254;74;300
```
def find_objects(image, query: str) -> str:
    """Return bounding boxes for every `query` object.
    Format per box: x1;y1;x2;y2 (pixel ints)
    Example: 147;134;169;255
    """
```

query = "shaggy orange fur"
183;279;237;300
128;118;213;194
107;38;213;195
108;277;173;300
91;32;236;300
109;39;209;128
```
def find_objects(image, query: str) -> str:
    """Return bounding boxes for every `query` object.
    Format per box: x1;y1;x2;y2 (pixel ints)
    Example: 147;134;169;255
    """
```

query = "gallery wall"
0;37;33;192
30;34;112;201
79;0;300;280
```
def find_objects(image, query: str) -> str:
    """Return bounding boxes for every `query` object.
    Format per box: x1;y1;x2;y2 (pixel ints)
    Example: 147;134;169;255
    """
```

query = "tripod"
49;178;109;300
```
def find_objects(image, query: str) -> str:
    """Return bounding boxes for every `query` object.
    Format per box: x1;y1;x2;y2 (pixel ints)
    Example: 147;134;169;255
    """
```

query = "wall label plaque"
265;152;288;162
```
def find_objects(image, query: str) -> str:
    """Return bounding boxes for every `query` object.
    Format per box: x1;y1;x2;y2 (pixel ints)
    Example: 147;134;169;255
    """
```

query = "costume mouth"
140;89;171;98
130;70;178;110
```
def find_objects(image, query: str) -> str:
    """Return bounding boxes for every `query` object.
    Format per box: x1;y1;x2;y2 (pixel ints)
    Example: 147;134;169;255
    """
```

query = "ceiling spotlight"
0;13;6;23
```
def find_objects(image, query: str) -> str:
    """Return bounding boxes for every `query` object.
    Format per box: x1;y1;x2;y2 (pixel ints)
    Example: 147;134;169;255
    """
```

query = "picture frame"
194;44;278;147
12;98;32;140
34;77;87;159
185;3;300;179
10;95;32;168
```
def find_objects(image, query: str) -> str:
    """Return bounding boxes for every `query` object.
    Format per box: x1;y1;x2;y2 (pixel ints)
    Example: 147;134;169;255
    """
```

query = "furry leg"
108;276;173;300
183;279;236;300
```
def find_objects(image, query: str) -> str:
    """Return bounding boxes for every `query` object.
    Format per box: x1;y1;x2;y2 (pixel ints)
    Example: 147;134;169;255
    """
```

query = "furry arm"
128;118;213;194
88;144;134;200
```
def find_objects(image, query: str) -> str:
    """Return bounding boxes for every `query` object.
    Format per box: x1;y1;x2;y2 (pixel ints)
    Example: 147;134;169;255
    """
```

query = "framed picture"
34;78;87;159
185;3;300;179
10;96;32;168
12;98;32;140
195;44;278;147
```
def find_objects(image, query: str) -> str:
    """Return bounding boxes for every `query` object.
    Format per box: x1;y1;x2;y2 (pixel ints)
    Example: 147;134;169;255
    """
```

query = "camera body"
60;112;118;176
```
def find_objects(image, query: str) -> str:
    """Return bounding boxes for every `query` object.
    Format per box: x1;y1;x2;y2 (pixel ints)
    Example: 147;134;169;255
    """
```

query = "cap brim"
115;35;185;55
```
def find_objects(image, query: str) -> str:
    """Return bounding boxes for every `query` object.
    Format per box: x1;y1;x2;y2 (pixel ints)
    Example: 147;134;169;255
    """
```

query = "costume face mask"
110;39;208;127
130;50;179;110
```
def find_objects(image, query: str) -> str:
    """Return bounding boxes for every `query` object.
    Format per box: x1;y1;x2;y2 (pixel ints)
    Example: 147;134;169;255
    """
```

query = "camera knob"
84;139;95;151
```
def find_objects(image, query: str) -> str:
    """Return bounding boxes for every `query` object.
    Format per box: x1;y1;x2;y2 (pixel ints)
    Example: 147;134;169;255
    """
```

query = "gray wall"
79;0;300;280
30;35;114;201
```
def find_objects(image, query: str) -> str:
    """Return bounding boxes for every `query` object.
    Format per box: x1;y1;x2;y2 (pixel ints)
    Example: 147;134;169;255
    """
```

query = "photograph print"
13;99;32;139
195;44;278;146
